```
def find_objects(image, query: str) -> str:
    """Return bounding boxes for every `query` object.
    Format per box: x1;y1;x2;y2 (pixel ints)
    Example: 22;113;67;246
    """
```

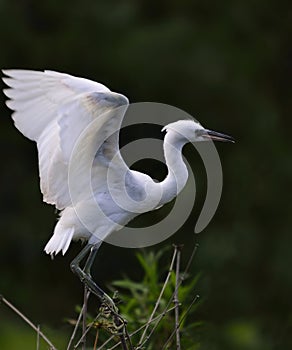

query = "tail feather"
44;227;74;256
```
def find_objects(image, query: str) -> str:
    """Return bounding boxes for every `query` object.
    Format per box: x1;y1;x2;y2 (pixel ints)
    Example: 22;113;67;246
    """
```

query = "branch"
173;245;182;350
137;246;178;348
162;294;200;350
138;240;200;349
0;294;57;350
104;306;177;350
66;290;91;350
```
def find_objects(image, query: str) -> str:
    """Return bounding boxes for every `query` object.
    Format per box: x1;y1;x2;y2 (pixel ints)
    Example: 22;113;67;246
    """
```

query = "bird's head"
162;119;234;143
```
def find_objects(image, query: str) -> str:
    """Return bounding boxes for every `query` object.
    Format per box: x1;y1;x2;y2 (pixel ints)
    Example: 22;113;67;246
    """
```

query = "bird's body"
3;70;234;256
45;121;192;254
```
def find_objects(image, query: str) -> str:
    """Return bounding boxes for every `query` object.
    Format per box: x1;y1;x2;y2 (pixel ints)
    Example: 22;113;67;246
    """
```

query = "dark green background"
0;0;291;349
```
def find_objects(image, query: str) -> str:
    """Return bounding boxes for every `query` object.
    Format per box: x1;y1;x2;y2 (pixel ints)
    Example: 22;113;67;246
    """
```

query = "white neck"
158;130;189;205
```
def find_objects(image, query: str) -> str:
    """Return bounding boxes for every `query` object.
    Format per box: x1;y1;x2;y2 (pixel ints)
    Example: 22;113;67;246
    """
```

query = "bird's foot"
98;291;127;335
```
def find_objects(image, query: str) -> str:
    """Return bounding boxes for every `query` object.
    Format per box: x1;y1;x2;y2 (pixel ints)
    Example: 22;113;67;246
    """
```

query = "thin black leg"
70;243;131;349
70;244;109;303
70;244;125;332
83;245;98;275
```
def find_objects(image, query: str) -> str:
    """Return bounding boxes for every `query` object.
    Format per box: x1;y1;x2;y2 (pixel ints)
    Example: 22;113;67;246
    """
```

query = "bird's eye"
195;129;205;137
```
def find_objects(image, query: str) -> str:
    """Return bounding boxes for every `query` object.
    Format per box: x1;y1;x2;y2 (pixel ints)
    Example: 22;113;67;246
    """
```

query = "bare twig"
0;295;57;350
105;306;177;350
120;334;129;350
74;312;101;349
162;294;200;350
138;240;200;349
80;240;200;350
73;302;131;350
137;246;178;347
82;287;89;350
182;242;199;282
124;326;134;350
67;291;90;350
174;245;182;350
36;324;40;350
93;329;99;350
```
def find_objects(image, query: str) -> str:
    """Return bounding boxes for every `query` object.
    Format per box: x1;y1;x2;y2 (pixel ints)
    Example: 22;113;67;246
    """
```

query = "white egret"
2;69;234;322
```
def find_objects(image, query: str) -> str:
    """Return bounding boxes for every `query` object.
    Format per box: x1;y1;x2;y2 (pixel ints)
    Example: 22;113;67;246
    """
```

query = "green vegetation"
110;249;201;349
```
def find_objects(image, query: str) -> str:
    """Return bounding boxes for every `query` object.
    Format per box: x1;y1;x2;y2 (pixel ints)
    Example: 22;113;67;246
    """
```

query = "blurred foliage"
0;0;291;349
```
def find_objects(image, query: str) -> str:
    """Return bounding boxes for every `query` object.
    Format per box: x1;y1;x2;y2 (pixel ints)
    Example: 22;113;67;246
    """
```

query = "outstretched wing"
2;69;129;209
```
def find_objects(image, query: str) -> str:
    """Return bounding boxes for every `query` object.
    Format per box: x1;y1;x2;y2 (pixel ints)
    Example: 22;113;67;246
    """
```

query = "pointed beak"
201;129;235;143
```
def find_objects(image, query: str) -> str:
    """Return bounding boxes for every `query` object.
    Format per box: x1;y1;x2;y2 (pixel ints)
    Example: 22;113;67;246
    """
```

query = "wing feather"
2;69;129;209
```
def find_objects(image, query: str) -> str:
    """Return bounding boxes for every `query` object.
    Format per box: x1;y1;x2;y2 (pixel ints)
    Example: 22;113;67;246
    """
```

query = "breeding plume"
2;69;233;315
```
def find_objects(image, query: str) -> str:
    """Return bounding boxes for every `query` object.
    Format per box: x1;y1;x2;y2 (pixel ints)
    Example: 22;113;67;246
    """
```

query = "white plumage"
2;69;234;257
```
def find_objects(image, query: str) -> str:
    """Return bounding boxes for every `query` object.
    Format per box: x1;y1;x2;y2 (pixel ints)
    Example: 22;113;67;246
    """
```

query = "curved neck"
158;131;189;205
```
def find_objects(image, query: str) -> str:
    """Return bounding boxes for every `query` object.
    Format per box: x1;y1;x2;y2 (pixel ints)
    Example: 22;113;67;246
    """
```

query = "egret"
2;69;234;327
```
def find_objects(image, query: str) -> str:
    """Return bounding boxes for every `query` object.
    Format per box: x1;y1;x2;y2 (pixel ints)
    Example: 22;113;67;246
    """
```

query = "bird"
2;69;234;316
